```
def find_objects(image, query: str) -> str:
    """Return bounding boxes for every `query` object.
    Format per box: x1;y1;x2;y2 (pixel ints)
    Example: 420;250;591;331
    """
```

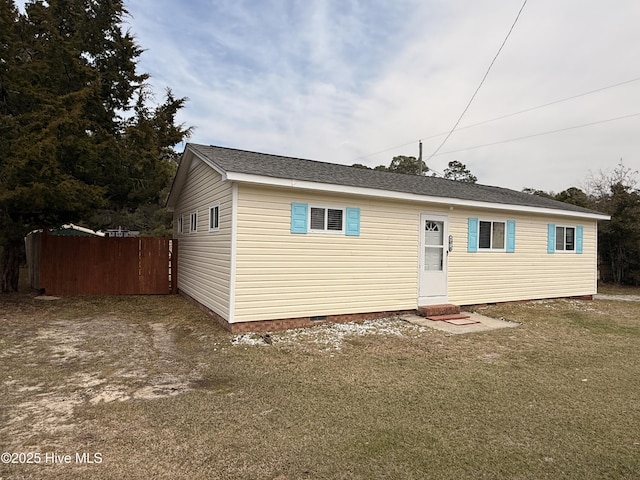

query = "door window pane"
425;247;443;271
425;221;443;246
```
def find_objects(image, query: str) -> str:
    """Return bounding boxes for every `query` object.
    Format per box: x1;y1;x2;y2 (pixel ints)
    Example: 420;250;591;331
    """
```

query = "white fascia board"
166;150;193;212
223;171;610;221
190;148;229;178
166;146;230;212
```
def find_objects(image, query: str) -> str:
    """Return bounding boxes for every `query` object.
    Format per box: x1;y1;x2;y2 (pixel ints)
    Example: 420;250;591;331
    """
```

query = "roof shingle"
187;143;604;216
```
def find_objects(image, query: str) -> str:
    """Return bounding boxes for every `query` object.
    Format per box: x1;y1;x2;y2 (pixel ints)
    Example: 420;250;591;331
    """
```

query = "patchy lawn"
1;288;640;479
598;282;640;296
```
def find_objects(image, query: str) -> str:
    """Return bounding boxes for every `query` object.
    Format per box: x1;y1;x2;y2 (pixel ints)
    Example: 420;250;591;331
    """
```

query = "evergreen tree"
596;183;640;284
522;188;555;199
584;162;640;284
388;155;427;175
0;0;190;291
554;187;591;208
443;160;477;183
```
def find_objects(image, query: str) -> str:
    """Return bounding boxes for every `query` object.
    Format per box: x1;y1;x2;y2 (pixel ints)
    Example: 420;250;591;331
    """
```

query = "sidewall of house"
233;184;599;323
447;208;598;304
233;185;431;323
173;158;233;321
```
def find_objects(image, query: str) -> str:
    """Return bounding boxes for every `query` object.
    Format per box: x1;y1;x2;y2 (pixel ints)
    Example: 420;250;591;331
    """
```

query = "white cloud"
16;0;640;191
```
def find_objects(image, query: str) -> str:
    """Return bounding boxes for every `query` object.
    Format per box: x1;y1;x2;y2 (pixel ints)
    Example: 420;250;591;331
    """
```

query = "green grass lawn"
1;285;639;479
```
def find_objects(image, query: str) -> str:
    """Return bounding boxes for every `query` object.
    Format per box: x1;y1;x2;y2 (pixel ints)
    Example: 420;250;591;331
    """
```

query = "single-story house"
167;143;610;332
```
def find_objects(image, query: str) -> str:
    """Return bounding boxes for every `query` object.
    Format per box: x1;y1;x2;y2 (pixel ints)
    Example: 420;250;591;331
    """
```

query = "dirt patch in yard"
0;306;211;451
1;298;426;453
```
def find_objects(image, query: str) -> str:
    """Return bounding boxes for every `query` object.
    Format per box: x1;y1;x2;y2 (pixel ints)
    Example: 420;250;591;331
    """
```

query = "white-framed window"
291;202;360;236
209;204;220;232
555;226;575;252
309;206;344;233
177;215;183;235
478;220;506;251
189;211;198;233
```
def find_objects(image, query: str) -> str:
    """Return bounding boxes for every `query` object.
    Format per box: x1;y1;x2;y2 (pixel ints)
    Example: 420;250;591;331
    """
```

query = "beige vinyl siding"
233;185;429;323
173;159;233;320
233;186;600;322
447;209;598;305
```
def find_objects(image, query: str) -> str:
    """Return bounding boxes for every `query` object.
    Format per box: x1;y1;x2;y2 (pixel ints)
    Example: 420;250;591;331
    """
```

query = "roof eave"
166;144;229;212
224;171;611;220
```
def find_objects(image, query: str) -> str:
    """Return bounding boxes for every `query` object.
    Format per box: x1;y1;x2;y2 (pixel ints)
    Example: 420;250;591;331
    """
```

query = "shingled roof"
176;143;606;218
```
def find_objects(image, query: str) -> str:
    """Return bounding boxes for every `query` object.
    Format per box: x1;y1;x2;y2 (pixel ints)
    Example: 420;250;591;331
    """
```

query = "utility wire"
352;75;640;162
448;75;640;133
424;0;528;164
432;112;640;156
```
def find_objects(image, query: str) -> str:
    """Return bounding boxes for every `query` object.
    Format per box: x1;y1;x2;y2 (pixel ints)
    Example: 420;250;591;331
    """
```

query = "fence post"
171;239;178;294
39;229;49;293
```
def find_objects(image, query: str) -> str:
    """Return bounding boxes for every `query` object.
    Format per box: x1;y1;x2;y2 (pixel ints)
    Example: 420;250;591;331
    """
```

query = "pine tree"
0;0;190;291
443;160;477;183
388;155;427;175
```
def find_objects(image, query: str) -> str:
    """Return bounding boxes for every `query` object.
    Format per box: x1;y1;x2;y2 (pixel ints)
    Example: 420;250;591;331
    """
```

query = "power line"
424;0;528;164
450;75;640;132
352;75;640;162
432;112;640;156
355;77;640;160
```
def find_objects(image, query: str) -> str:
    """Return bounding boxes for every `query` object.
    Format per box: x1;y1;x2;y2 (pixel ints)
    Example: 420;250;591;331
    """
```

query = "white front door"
418;213;448;305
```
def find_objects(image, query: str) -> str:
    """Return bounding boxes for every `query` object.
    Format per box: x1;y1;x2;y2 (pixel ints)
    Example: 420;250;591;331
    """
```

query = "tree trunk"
1;238;22;292
610;244;626;284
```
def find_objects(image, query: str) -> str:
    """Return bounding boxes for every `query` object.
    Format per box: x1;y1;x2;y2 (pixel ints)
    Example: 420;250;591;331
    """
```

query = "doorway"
418;213;448;305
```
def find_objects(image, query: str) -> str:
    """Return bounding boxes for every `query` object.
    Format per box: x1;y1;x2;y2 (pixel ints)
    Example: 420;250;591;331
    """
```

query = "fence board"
25;231;42;289
39;235;174;295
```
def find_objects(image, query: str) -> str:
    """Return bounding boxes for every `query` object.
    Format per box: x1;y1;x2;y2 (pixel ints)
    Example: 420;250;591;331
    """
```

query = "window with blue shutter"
506;220;516;253
549;224;582;253
345;207;360;236
467;218;478;252
291;202;360;236
469;218;513;252
291;202;308;233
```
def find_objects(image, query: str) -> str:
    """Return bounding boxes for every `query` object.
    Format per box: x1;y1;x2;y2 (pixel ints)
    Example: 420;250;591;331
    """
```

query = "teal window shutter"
345;207;360;236
467;218;478;252
291;202;308;233
576;225;583;253
547;224;556;253
506;220;516;253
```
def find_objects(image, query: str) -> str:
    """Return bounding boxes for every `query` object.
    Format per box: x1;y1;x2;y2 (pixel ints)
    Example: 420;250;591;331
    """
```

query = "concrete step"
417;304;461;317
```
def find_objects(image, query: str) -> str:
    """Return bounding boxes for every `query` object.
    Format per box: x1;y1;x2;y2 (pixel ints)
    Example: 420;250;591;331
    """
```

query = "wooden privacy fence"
29;233;177;295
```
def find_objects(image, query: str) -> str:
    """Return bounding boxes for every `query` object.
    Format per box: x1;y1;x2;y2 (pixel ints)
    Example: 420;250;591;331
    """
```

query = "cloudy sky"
24;0;640;192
